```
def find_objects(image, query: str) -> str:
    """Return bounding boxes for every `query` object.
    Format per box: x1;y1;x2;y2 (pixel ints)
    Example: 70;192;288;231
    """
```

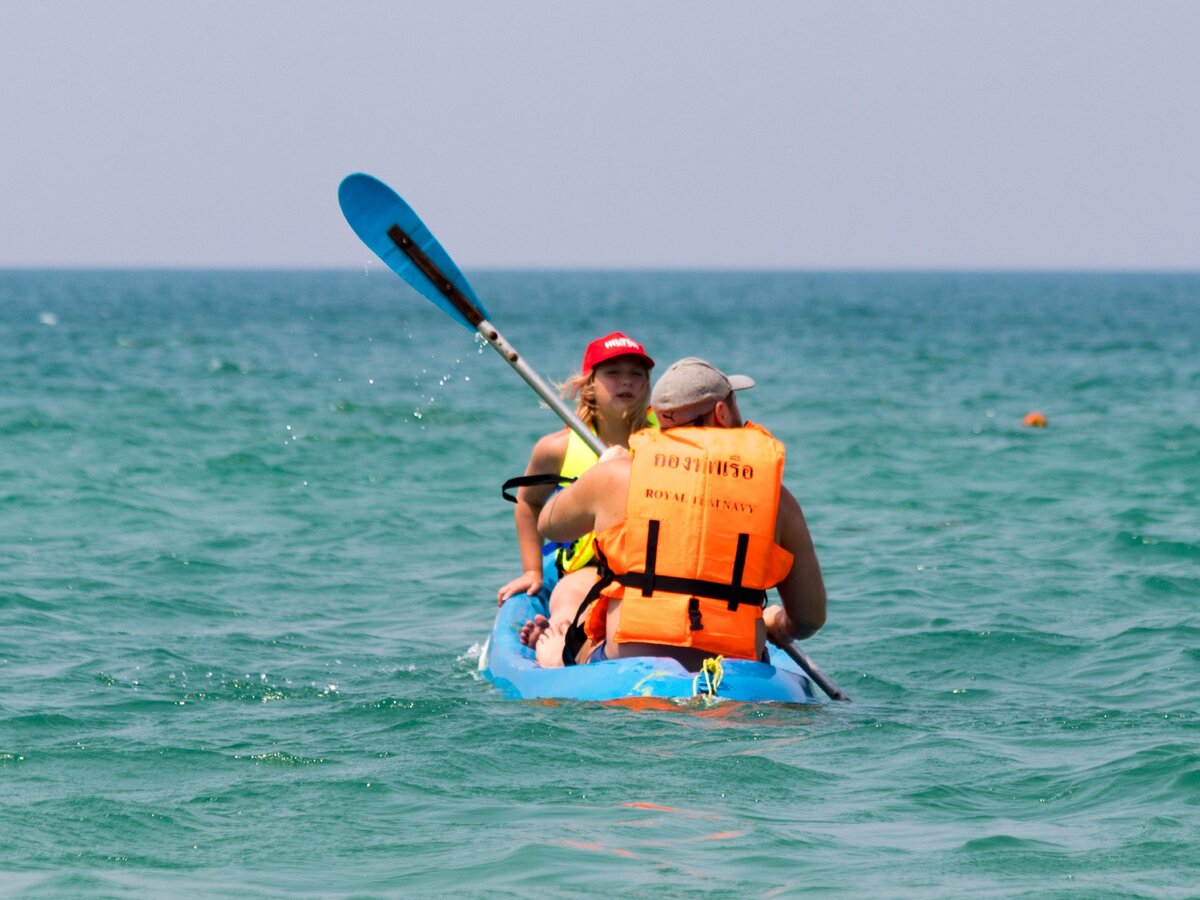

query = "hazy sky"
3;2;1198;269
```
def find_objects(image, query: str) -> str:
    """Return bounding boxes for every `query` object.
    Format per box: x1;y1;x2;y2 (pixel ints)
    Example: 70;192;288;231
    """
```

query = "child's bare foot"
519;614;550;648
534;620;569;668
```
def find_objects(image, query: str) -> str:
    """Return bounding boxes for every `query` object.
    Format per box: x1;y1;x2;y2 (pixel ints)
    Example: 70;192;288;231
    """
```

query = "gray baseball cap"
650;357;755;426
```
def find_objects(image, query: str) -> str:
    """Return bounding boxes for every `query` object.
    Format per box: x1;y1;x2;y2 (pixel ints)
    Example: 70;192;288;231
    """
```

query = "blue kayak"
477;585;818;704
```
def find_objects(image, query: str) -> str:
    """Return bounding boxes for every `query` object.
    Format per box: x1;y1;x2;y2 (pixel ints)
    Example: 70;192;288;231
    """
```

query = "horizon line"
3;264;1199;276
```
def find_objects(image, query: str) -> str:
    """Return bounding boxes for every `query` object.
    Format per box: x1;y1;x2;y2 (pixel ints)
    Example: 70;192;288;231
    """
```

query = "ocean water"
1;269;1197;898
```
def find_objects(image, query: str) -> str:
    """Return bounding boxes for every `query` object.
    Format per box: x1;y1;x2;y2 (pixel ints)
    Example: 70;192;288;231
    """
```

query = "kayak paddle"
337;173;606;456
778;640;850;702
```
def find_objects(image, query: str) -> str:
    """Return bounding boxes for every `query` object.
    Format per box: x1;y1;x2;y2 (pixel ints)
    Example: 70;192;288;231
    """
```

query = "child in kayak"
497;332;655;633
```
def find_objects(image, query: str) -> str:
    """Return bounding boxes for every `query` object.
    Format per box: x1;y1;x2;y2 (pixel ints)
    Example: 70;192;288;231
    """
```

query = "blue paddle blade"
338;173;489;330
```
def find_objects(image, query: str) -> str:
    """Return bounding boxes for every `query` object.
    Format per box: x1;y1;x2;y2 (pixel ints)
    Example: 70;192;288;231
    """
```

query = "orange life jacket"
583;423;795;659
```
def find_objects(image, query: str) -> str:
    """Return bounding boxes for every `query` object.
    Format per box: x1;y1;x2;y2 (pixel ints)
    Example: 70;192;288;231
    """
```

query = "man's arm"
769;486;827;641
537;464;600;543
537;450;630;543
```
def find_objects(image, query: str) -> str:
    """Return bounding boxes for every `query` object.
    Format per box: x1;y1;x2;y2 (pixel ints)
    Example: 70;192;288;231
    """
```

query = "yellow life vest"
585;423;794;659
554;428;600;573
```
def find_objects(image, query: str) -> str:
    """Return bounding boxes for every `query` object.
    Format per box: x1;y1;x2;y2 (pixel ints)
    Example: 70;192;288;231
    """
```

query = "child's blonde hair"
560;367;653;433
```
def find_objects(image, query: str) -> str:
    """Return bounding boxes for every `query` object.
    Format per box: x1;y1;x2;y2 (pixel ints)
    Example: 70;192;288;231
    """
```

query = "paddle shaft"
779;639;850;702
477;318;607;457
386;224;606;456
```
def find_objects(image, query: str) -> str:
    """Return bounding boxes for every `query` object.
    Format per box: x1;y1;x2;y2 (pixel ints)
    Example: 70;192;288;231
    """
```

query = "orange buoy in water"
1023;411;1048;428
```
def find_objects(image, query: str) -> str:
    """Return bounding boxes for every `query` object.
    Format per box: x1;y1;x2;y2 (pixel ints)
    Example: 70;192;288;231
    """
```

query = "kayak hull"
478;588;818;704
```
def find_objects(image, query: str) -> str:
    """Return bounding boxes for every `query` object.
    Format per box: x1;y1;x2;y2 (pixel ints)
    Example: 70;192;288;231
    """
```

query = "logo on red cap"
581;332;655;372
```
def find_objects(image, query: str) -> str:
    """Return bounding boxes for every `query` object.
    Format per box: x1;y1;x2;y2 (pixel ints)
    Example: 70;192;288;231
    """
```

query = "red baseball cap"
581;332;654;372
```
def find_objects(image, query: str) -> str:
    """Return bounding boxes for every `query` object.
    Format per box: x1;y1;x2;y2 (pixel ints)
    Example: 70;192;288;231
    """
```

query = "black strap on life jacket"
562;552;616;667
611;572;767;608
612;521;767;609
729;533;751;610
500;473;575;503
641;520;660;596
559;524;766;666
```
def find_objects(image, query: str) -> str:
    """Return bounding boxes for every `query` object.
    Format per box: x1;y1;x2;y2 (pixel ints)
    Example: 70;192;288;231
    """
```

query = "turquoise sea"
2;269;1198;897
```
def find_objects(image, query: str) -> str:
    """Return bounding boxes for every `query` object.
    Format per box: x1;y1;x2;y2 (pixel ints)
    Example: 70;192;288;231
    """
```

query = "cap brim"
595;351;654;370
727;375;755;391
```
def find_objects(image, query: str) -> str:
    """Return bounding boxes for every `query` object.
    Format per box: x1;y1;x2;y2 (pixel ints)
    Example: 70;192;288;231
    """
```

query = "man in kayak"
527;357;827;669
